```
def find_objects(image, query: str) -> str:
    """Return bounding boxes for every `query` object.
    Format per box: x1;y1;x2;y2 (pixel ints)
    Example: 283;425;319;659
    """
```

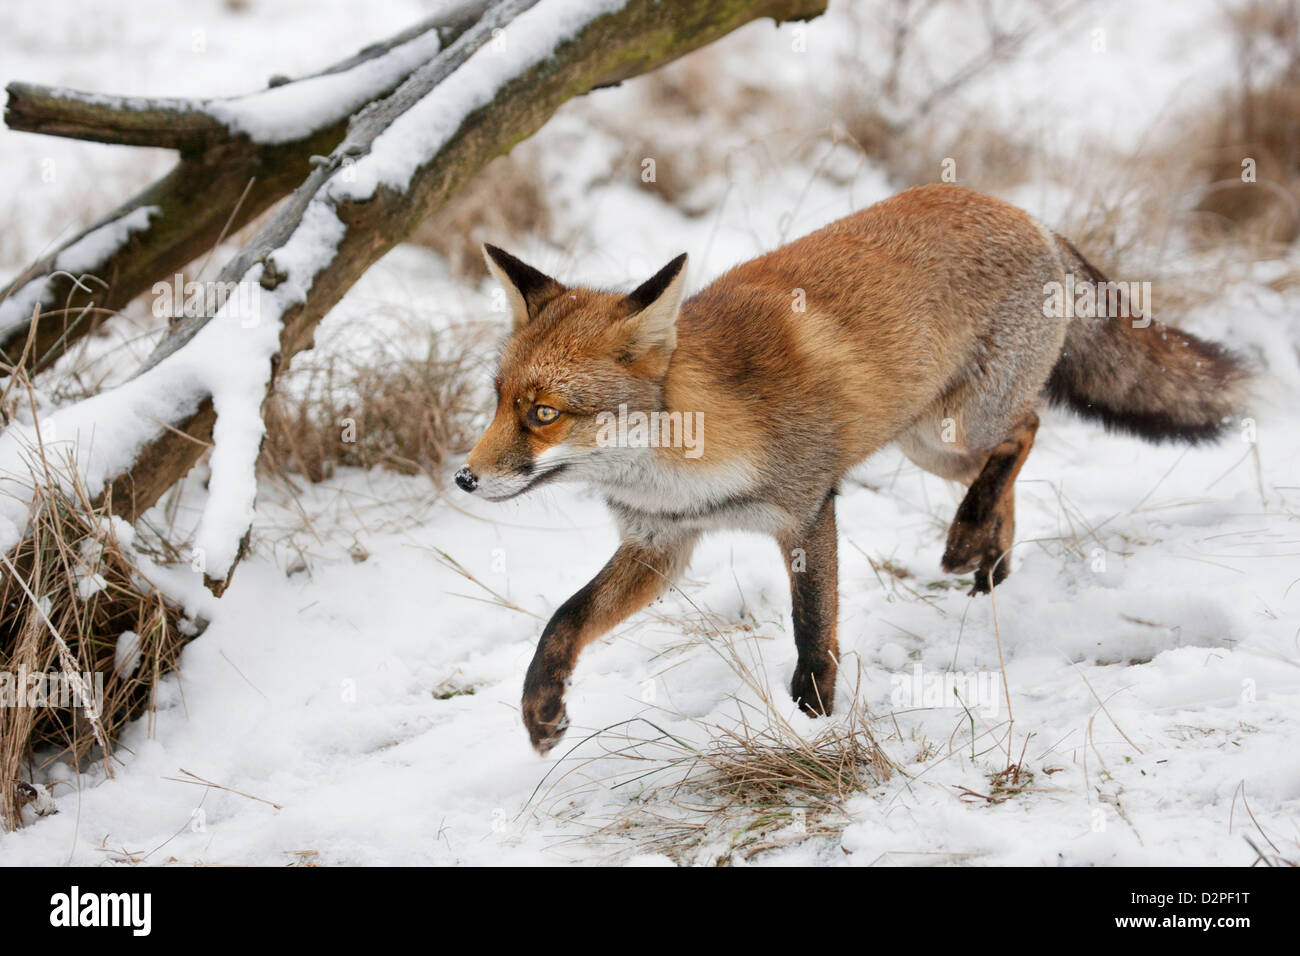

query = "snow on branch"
3;1;489;149
0;207;160;340
6;25;443;150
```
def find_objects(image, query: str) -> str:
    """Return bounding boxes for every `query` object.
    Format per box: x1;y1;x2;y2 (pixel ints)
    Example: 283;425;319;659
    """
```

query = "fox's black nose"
454;467;478;492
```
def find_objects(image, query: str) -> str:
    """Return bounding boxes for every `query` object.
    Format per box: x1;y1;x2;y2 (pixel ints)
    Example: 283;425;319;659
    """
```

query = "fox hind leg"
942;412;1039;594
778;491;839;716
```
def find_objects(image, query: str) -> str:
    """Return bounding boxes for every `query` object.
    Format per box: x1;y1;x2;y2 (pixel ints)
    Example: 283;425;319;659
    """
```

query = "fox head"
455;245;688;501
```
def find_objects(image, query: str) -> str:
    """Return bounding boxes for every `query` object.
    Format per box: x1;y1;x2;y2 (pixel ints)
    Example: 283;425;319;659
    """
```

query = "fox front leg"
778;492;840;716
522;533;697;754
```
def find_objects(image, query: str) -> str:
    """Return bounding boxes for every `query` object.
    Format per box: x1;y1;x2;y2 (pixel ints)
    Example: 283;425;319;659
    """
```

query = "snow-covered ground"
2;0;1298;865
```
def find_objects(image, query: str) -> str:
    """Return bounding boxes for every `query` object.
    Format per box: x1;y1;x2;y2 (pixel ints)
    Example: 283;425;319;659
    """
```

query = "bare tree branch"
3;2;490;150
0;0;487;373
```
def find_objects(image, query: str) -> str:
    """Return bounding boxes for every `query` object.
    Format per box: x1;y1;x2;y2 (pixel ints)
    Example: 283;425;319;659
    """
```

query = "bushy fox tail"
1045;236;1249;444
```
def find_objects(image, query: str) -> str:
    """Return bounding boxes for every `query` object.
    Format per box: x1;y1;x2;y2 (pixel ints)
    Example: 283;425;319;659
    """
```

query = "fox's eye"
529;404;561;426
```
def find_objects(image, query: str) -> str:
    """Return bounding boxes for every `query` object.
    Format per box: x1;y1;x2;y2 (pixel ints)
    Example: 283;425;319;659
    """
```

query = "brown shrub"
261;319;485;485
1193;0;1300;242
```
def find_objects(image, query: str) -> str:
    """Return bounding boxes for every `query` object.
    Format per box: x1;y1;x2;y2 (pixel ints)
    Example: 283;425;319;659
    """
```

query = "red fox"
454;184;1248;754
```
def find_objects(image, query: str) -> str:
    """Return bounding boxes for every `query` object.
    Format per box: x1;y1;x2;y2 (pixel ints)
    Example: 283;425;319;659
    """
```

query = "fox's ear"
483;243;565;331
613;253;688;362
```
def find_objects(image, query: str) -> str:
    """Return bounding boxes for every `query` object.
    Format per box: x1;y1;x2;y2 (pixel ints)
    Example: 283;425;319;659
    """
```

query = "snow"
114;631;142;677
205;21;445;144
1;0;1298;866
58;207;161;275
0;205;159;335
73;536;109;600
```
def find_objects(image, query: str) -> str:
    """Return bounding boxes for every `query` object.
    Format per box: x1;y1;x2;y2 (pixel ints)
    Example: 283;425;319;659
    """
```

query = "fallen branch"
0;0;487;372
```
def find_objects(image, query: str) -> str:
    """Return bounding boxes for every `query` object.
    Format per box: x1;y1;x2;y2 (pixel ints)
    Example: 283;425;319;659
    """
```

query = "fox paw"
942;519;1010;595
522;681;570;755
790;663;835;717
968;558;1009;595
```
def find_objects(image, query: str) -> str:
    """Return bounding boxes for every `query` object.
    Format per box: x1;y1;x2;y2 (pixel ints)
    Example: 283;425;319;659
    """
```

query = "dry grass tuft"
0;442;197;831
260;317;485;485
957;759;1035;805
1048;155;1266;321
527;615;897;865
829;97;1035;194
